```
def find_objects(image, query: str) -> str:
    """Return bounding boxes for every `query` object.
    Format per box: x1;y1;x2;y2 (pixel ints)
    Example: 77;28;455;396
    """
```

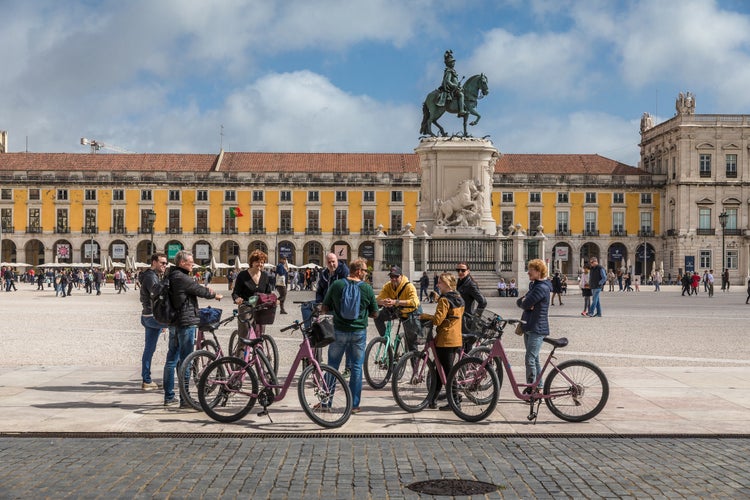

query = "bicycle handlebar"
280;320;302;332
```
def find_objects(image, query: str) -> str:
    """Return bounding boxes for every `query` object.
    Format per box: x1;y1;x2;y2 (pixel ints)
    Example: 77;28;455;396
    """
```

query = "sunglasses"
455;268;468;273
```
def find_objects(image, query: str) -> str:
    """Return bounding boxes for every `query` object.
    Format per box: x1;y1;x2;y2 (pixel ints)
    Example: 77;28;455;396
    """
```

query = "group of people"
133;248;561;416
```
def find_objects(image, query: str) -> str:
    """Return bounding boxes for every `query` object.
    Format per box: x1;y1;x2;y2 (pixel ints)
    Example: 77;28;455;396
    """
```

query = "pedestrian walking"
275;257;289;314
587;257;607;317
580;265;591;316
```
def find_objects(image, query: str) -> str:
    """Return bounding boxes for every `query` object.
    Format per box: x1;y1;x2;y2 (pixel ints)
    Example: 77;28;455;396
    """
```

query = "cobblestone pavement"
1;435;748;498
2;284;750;498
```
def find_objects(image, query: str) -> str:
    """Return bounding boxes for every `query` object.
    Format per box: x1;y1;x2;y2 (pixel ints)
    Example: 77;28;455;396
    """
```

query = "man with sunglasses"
455;262;487;351
138;252;169;390
374;266;422;352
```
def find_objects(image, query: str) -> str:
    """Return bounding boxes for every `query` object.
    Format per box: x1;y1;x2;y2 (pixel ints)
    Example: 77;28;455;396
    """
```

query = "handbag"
275;274;286;287
515;322;524;336
309;316;335;348
253;293;278;325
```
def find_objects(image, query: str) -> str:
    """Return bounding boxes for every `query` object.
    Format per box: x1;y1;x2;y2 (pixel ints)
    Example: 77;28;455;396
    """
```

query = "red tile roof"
495;154;641;175
0;152;640;176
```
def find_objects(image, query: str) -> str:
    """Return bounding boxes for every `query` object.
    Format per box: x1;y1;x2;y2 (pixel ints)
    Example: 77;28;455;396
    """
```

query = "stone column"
513;225;530;291
402;224;415;280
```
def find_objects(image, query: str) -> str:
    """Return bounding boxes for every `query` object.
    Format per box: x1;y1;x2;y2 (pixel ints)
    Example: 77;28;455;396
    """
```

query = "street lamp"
718;210;728;279
147;210;157;255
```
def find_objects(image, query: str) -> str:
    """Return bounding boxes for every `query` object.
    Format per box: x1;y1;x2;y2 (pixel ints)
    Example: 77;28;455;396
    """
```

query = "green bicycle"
364;312;408;389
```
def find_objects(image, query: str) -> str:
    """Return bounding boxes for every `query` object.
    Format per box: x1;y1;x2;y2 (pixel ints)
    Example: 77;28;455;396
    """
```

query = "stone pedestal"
415;137;499;235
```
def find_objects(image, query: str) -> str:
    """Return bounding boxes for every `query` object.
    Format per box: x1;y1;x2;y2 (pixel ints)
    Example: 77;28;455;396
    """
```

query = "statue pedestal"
415;137;499;236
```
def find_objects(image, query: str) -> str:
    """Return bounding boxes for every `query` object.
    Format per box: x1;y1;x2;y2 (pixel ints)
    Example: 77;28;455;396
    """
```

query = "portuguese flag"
229;207;244;218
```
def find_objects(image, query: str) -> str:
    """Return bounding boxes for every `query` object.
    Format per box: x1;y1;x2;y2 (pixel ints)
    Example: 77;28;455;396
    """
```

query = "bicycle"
363;309;409;389
178;299;279;411
227;300;279;373
197;317;352;428
447;316;609;423
390;319;467;413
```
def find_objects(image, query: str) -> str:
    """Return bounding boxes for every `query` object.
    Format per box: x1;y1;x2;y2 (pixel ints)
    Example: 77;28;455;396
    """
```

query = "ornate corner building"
0;93;746;284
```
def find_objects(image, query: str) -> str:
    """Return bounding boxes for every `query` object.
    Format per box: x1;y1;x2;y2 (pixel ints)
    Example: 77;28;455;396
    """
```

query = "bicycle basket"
309;316;335;348
253;293;278;325
418;319;433;345
198;307;222;328
464;309;503;338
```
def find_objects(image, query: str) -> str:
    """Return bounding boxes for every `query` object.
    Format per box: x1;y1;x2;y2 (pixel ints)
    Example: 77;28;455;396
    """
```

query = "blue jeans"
163;325;196;403
524;332;546;385
140;315;163;383
326;328;366;409
588;288;602;317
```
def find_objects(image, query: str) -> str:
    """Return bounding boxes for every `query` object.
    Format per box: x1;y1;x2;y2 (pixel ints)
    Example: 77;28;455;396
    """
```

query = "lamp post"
718;210;728;280
148;210;157;255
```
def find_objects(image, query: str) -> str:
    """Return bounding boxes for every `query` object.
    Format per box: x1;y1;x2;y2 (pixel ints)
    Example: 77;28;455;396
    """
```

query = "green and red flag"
229;207;244;218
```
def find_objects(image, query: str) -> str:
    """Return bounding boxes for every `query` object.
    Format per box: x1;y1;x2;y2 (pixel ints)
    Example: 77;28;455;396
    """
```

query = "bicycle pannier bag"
310;316;335;348
150;275;178;326
339;280;363;320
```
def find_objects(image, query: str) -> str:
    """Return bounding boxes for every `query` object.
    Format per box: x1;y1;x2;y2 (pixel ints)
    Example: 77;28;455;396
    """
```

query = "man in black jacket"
163;250;222;407
455;261;487;351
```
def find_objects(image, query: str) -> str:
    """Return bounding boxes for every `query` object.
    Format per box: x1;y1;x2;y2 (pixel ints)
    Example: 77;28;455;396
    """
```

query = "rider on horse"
437;50;466;117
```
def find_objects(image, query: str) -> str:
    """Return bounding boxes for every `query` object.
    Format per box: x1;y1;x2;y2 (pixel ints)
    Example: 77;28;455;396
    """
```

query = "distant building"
0;93;745;284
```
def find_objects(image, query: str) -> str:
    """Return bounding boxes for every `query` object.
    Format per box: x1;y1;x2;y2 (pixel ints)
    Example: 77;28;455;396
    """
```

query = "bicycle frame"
231;328;331;403
480;331;572;402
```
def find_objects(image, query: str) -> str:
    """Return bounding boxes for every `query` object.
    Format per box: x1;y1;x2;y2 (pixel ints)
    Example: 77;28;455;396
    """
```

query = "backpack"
150;274;178;326
339;279;363;320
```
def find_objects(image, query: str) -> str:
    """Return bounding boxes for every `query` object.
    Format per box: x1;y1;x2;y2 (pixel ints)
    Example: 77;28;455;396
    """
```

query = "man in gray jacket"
138;252;168;390
163;250;222;407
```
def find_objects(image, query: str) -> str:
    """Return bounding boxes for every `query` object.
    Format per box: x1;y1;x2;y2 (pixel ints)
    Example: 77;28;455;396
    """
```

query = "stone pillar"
402;224;415;280
373;225;388;289
513;225;530;291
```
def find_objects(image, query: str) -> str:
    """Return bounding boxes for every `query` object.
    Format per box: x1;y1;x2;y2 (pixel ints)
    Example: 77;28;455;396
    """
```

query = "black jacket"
231;269;274;302
168;266;216;327
138;269;160;316
457;274;487;334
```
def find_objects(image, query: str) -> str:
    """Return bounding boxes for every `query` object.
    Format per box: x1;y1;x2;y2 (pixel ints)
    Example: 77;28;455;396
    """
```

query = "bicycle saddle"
543;337;568;348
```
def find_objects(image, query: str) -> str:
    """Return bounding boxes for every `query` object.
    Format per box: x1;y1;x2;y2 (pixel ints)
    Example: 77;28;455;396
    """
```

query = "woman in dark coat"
517;259;551;392
231;249;275;341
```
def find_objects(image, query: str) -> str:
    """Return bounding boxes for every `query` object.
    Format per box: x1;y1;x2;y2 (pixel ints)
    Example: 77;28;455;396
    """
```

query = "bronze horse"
420;73;489;137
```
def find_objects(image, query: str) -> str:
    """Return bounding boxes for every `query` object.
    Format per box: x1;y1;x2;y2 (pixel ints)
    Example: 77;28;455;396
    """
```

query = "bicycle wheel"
228;329;240;356
198;357;258;423
543;359;609;422
364;337;392;389
298;364;352;428
448;356;499;423
178;349;217;410
199;338;218;355
260;334;279;374
391;351;435;413
467;345;504;393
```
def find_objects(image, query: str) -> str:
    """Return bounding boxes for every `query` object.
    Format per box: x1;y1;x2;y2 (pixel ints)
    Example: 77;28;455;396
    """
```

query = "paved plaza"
1;281;750;497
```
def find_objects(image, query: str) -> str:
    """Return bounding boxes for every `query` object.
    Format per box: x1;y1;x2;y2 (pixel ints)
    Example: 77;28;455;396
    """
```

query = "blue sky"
3;0;750;166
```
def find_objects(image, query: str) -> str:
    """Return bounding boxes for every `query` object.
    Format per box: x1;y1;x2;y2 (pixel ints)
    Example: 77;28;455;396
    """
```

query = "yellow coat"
420;292;464;348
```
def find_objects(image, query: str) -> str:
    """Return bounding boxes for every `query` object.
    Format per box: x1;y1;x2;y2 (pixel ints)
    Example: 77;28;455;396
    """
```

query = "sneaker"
439;404;453;411
428;401;438;409
179;402;198;411
581;311;588;317
342;368;351;379
164;398;178;407
141;381;158;390
351;407;362;414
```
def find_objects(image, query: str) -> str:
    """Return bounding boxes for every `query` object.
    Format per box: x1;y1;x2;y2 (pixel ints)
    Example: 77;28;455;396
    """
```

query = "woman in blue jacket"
516;259;551;392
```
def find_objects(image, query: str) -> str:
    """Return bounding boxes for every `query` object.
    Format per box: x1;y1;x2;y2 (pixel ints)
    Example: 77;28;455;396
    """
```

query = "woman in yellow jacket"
420;272;465;410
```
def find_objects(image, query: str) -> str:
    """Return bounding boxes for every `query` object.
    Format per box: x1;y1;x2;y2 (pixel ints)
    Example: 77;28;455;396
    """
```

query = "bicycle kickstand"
527;397;542;424
257;405;274;423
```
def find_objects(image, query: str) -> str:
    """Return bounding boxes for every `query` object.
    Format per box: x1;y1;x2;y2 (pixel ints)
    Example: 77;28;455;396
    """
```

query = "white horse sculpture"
434;179;477;226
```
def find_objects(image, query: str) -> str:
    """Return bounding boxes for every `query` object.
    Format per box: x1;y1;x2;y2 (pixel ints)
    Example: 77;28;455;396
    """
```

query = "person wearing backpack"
374;266;422;352
586;257;608;318
163;250;223;407
322;258;378;414
419;272;465;410
138;252;168;391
